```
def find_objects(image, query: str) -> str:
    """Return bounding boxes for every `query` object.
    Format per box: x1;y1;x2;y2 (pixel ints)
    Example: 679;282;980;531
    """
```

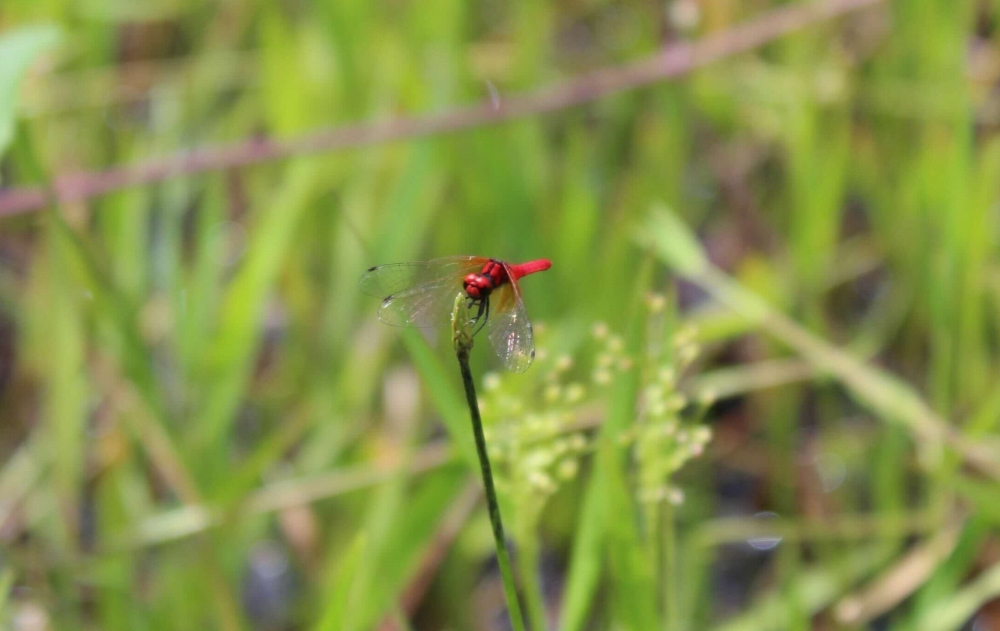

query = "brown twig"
0;0;883;218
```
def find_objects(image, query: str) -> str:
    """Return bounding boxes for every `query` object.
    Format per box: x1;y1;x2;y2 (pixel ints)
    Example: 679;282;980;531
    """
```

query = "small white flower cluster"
631;311;712;507
673;323;700;370
591;322;633;385
634;420;712;506
512;427;589;495
481;332;596;516
481;306;712;525
486;402;590;494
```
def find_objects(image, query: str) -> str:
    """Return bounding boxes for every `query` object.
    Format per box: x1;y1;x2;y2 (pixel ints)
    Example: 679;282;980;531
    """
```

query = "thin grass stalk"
519;535;550;631
663;501;679;629
453;295;527;631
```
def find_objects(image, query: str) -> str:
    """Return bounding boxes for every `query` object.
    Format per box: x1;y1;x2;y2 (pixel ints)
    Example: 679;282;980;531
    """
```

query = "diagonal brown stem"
0;0;883;218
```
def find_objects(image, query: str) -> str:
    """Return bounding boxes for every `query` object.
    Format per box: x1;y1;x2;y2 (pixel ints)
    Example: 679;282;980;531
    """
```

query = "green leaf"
560;476;607;631
563;260;656;631
633;203;708;277
402;328;477;468
315;533;369;631
352;467;468;630
952;476;1000;526
195;162;321;459
313;466;467;631
0;25;60;165
915;560;1000;631
0;566;15;622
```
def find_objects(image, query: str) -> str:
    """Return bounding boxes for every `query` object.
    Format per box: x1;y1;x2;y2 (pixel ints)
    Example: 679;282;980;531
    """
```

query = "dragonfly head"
464;273;493;300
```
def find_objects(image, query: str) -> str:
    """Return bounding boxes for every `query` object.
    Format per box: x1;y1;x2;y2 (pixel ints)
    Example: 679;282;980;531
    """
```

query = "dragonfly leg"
465;296;483;321
471;297;490;336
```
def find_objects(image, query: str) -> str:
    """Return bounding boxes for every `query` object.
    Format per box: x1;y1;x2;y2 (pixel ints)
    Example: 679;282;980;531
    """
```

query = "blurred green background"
2;0;1000;629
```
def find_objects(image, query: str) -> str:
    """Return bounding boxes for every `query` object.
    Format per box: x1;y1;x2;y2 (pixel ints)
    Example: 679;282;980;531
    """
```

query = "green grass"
2;0;1000;629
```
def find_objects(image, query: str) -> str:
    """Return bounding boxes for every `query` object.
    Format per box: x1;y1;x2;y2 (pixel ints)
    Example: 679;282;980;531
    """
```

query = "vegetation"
1;0;999;629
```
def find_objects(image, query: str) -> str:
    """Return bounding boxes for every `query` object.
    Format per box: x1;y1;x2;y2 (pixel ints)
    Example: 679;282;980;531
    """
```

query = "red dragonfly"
360;256;552;373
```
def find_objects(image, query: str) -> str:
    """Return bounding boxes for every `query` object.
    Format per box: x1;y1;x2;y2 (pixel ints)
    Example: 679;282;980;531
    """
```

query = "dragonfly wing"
485;270;535;373
358;256;485;298
360;256;486;328
376;280;466;328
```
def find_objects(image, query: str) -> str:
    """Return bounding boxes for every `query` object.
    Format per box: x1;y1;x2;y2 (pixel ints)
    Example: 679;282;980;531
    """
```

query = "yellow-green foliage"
2;0;1000;629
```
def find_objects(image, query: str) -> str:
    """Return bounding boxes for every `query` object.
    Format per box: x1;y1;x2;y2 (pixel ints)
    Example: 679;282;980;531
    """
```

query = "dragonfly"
359;256;552;373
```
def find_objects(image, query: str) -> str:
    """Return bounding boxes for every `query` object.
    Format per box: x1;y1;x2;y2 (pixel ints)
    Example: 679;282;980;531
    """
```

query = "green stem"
663;501;678;631
520;534;549;631
457;347;527;631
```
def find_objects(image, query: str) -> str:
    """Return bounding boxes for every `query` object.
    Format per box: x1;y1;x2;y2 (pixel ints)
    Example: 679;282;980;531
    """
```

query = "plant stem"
520;534;550;631
456;346;528;631
0;0;882;218
663;501;678;631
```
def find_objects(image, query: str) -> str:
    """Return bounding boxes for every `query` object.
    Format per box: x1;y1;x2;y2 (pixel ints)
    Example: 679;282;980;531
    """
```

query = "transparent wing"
376;280;466;328
485;265;535;373
358;256;485;298
359;256;486;328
